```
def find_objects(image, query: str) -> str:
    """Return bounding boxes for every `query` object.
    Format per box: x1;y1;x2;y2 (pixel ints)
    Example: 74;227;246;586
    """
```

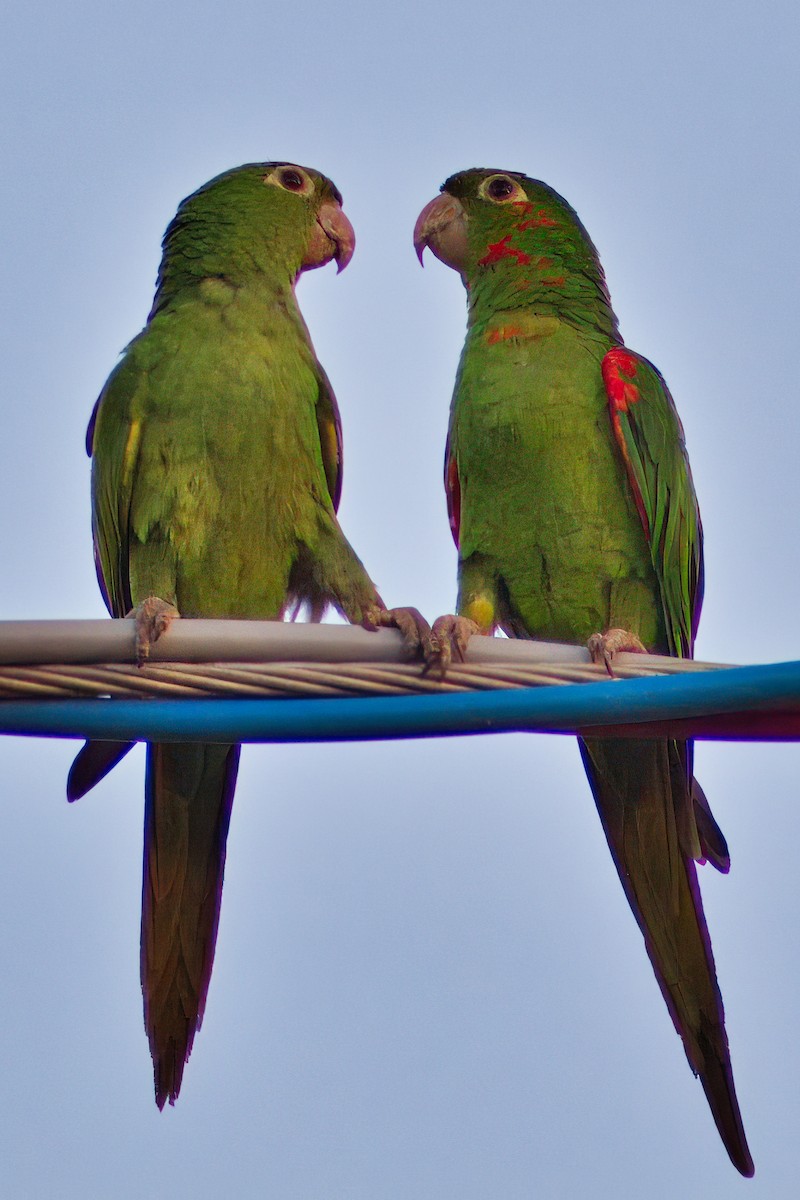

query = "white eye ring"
263;166;313;195
479;175;523;203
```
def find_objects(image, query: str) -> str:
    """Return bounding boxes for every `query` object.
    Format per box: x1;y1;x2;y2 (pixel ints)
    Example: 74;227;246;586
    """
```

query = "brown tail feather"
579;736;753;1176
67;740;136;801
141;741;240;1108
691;776;731;873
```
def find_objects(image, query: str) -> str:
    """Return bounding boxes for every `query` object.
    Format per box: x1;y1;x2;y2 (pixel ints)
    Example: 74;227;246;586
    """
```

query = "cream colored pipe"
0;618;715;671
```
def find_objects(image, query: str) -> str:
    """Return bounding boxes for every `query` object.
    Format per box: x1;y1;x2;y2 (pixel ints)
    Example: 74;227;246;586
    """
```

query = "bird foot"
587;627;647;676
127;596;180;666
364;606;436;660
426;614;480;677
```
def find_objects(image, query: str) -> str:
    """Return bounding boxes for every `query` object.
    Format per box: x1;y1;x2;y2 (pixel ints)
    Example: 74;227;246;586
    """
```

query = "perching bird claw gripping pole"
0;618;798;744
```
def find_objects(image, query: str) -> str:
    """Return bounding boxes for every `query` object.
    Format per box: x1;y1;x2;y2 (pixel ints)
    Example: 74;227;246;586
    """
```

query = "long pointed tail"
579;736;754;1177
141;742;240;1108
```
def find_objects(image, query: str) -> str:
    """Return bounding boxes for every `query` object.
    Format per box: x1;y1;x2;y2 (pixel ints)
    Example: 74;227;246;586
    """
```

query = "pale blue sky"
2;2;799;1196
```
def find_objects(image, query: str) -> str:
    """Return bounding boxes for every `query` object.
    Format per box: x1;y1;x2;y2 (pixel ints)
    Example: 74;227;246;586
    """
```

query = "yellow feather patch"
122;419;142;489
318;417;340;502
463;596;496;632
484;314;559;345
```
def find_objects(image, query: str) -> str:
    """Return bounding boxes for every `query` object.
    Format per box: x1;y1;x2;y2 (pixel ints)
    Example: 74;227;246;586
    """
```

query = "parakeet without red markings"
70;162;428;1108
415;169;753;1176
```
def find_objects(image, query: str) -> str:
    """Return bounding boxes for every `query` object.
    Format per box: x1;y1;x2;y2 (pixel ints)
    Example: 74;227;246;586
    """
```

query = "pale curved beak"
413;193;468;269
317;200;355;272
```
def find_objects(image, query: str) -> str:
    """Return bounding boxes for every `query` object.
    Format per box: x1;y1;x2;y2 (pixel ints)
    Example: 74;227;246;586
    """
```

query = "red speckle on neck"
478;235;531;267
517;209;558;231
540;275;566;287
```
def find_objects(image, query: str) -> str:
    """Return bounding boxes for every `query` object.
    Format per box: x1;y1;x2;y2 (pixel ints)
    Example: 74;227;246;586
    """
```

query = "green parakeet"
414;169;753;1176
68;162;426;1108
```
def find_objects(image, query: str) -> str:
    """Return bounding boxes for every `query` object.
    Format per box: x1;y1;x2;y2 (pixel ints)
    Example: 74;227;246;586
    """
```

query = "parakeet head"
414;169;613;321
151;162;354;314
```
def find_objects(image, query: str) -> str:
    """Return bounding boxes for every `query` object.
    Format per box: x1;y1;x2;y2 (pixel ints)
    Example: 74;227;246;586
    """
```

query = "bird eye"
484;176;517;201
280;168;306;191
264;166;314;195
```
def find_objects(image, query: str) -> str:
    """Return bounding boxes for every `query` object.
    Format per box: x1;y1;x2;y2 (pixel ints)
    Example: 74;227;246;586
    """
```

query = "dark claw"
426;614;480;677
587;627;647;677
127;596;180;665
379;606;435;660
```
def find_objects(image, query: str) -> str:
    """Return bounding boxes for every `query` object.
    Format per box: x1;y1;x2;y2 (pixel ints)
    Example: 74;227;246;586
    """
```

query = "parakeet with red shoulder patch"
414;168;753;1176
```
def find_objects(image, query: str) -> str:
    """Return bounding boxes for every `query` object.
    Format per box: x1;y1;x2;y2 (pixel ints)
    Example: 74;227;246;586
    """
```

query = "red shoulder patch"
602;347;641;411
445;452;461;548
602;348;649;537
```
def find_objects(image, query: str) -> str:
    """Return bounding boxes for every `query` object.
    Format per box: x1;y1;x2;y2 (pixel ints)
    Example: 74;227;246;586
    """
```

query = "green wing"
87;356;142;618
88;333;184;620
314;361;343;512
602;347;703;658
